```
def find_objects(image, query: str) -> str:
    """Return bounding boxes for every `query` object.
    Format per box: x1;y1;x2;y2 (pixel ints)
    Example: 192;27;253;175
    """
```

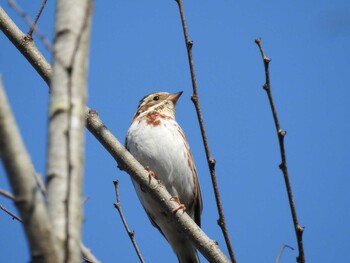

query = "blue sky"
1;0;350;262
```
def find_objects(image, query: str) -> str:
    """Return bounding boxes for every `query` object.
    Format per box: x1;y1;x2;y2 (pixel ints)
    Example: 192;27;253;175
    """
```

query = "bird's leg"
170;196;186;213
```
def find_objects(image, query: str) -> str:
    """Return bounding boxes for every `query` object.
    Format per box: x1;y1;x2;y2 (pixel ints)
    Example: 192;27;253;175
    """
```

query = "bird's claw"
170;196;186;213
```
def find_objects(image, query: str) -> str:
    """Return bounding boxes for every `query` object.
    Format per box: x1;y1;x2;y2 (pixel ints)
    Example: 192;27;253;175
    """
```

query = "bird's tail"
176;243;200;263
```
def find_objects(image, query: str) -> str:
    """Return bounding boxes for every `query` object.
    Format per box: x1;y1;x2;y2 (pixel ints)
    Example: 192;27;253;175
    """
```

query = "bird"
125;91;203;263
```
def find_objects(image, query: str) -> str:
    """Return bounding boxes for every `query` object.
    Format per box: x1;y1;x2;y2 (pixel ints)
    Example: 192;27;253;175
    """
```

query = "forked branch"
8;0;51;50
255;37;305;263
175;1;237;262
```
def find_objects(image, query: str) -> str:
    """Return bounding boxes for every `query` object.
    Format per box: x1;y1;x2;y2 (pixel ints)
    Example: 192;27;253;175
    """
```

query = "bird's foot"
145;166;155;177
170;196;186;213
145;166;156;183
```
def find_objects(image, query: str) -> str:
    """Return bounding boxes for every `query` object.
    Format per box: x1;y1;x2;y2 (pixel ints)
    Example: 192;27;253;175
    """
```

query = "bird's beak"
168;91;183;104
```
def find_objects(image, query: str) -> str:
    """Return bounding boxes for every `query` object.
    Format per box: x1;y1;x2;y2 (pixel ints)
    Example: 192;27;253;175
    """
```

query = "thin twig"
80;243;101;263
8;0;52;50
34;172;47;195
1;204;100;263
255;37;305;263
113;180;145;263
0;188;15;200
27;0;47;37
0;7;52;84
175;1;237;262
82;196;90;205
275;244;294;263
0;203;23;222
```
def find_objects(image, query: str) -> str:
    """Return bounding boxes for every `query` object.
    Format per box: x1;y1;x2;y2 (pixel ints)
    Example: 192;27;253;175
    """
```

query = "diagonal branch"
255;37;305;263
113;180;145;263
86;109;229;262
0;188;15;200
0;191;100;263
8;0;52;50
27;0;47;37
0;75;60;262
0;7;51;84
1;6;100;263
0;203;23;222
175;1;237;262
0;7;230;263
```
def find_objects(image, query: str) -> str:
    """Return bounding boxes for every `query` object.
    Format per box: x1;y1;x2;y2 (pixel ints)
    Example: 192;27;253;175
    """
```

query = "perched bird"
126;91;203;263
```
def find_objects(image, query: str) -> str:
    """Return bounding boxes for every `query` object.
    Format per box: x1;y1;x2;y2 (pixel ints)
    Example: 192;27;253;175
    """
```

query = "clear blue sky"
1;0;349;262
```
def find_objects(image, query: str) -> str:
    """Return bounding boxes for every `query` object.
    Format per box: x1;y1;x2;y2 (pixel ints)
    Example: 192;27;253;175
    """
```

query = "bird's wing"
193;166;203;227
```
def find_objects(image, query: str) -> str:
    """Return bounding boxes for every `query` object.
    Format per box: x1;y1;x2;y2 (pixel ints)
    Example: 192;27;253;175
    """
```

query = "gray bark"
46;1;92;262
0;76;59;263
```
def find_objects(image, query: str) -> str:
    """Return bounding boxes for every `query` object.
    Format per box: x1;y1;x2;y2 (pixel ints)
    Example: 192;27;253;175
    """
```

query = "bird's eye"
153;95;160;101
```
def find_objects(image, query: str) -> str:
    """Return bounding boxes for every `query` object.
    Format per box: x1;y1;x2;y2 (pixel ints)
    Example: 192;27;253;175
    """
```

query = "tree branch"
255;37;305;263
0;6;230;263
80;243;101;263
0;7;51;84
0;203;23;222
46;1;93;262
113;180;145;263
27;0;47;37
8;0;52;50
175;1;237;262
0;188;15;200
0;75;60;262
0;188;100;263
86;109;230;262
275;244;294;263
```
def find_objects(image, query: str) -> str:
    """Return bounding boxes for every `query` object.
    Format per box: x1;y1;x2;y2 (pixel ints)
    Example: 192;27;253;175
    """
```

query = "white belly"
126;118;195;206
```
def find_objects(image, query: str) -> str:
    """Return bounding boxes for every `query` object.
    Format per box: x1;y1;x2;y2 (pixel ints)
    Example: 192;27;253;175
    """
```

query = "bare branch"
275;244;294;263
34;172;47;195
80;243;101;263
0;6;51;84
46;1;93;262
255;37;306;263
0;75;59;262
0;192;99;263
8;0;52;50
86;109;229;262
0;203;23;222
175;1;237;262
27;0;47;37
0;188;15;200
113;180;145;263
0;8;230;262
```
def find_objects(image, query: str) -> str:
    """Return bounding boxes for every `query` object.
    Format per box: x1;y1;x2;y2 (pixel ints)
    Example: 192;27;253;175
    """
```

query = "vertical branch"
0;76;59;262
46;1;93;262
175;1;237;262
255;37;305;263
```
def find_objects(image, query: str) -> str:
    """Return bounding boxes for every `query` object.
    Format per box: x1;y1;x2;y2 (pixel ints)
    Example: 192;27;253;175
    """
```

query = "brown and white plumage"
126;91;202;263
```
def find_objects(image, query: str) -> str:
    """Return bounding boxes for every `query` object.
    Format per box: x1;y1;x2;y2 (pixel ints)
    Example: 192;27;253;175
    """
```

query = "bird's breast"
126;117;195;203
